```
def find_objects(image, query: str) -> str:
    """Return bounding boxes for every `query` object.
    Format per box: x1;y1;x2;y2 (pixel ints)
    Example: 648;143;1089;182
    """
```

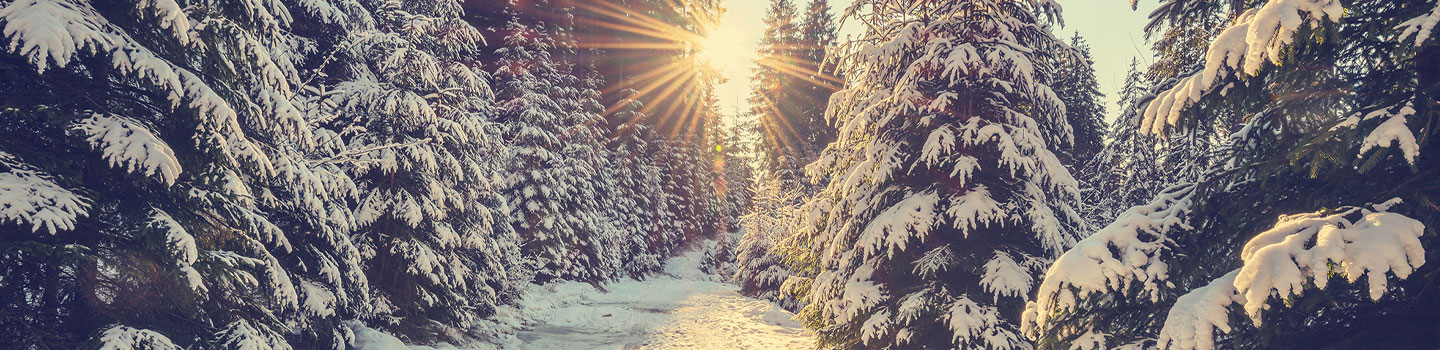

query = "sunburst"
573;0;840;166
568;0;724;142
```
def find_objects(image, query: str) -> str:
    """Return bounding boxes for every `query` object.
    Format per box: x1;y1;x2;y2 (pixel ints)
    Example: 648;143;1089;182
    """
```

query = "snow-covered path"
505;274;813;350
351;247;812;350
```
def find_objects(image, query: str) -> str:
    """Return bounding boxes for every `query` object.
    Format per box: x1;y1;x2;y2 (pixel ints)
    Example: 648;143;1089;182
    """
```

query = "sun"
697;13;757;76
566;0;761;137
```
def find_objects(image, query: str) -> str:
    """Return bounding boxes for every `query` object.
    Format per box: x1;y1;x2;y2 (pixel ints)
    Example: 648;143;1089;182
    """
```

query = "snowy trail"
505;275;813;350
351;247;812;350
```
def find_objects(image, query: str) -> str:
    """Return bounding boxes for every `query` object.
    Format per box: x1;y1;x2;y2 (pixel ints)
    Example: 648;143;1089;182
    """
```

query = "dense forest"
1;0;1438;349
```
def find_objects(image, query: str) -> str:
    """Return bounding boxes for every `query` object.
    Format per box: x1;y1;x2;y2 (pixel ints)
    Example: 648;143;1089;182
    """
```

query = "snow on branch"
0;0;118;73
0;151;89;234
1024;184;1196;334
1156;270;1242;350
133;0;193;45
947;295;1021;350
1156;200;1426;350
309;137;432;166
148;209;205;292
858;191;940;259
981;252;1033;300
1398;0;1440;47
1233;202;1425;320
75;114;183;185
2;0;270;178
1140;0;1344;135
1334;102;1422;165
213;320;290;350
97;325;182;350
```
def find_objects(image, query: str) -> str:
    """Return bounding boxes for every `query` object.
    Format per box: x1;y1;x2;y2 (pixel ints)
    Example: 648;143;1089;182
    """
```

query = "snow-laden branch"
0;151;89;234
1398;0;1440;47
308;137;432;166
97;325;182;350
1140;0;1344;135
74;114;183;186
1333;102;1422;165
2;0;277;178
1157;200;1426;350
1024;184;1195;334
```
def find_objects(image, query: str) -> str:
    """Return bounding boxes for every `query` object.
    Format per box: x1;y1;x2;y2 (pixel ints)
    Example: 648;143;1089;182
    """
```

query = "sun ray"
571;0;754;143
758;114;793;168
755;91;802;161
754;55;844;90
612;68;690;134
576;41;690;50
679;83;710;142
575;0;706;44
640;69;699;128
756;90;804;146
660;77;703;140
600;60;688;103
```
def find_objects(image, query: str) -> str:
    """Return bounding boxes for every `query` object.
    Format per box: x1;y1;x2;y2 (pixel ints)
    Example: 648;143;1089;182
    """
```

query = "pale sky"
706;0;1161;126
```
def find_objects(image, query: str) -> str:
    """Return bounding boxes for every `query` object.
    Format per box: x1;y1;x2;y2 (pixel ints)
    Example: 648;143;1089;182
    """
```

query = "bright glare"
697;8;761;122
698;18;757;75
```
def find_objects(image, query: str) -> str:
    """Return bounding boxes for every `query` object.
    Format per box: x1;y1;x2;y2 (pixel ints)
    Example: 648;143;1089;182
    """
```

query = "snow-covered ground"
356;247;813;350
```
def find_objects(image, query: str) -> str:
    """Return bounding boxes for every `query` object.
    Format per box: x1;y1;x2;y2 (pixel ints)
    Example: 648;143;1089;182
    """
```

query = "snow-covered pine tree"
783;0;1080;348
734;172;806;310
311;0;519;342
749;0;806;185
696;94;750;277
717;122;757;232
494;3;611;282
1051;33;1107;176
1049;33;1107;238
738;3;838;288
1076;58;1167;226
571;64;626;281
697;87;732;236
795;0;840;151
1026;0;1440;348
646;138;689;260
603;89;669;276
667;137;720;243
0;0;373;347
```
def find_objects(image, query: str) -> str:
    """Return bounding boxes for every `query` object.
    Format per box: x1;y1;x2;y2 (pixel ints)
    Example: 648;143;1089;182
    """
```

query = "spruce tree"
1052;33;1107;173
603;89;669;276
749;0;805;185
796;0;840;151
495;8;597;282
1027;1;1440;349
314;0;519;342
0;0;376;347
1077;58;1167;226
735;170;806;310
786;1;1080;348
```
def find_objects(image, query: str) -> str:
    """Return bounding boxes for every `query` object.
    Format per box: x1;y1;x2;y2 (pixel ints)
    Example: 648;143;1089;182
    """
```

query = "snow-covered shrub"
700;229;743;281
733;178;806;310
